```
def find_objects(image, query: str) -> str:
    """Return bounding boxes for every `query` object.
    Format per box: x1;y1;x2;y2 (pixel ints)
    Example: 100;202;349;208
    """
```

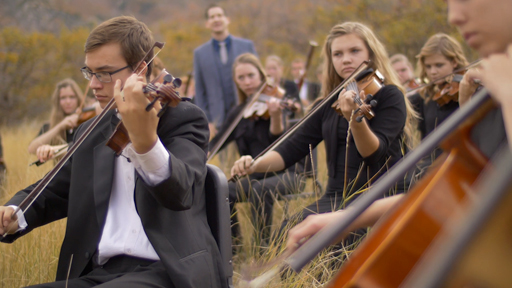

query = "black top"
210;104;303;178
281;79;301;119
471;105;507;158
38;123;75;144
275;85;407;194
306;81;321;103
409;93;459;139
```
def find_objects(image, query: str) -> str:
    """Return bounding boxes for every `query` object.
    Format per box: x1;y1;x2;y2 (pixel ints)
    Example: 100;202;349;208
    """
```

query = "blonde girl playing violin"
209;53;305;246
410;33;469;141
231;22;417;243
27;78;83;164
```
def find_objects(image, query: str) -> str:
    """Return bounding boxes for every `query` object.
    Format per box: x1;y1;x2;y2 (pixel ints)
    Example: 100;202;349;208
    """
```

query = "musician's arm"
231;151;285;177
268;98;284;135
459;69;480;106
28;115;78;154
286;194;404;251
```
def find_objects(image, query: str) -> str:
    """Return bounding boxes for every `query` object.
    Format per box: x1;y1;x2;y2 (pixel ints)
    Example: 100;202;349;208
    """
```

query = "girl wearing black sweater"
231;22;417;240
209;53;304;245
409;34;469;172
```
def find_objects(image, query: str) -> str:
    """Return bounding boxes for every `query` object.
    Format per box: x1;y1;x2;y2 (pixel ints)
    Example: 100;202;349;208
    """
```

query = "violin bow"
29;145;69;166
228;60;371;182
296;40;319;93
183;71;193;97
5;42;166;226
407;59;482;95
207;82;269;162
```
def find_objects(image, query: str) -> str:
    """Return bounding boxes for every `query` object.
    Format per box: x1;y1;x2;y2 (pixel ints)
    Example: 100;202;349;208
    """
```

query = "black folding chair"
204;164;234;288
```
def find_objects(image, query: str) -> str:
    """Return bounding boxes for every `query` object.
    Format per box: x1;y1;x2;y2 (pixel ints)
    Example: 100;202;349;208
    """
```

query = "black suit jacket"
3;102;226;288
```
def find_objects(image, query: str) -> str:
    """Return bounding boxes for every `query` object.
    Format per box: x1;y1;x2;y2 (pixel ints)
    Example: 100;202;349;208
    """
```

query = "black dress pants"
26;256;174;288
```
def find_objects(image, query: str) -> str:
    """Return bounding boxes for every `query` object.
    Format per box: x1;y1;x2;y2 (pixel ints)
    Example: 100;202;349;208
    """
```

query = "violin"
331;68;382;122
432;72;464;106
77;105;98;125
243;84;285;119
106;68;183;155
405;78;421;91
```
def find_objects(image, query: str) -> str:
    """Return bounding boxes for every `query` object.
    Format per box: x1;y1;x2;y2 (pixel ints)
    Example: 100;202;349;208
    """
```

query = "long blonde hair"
232;53;267;104
319;22;418;148
49;78;83;144
416;33;469;99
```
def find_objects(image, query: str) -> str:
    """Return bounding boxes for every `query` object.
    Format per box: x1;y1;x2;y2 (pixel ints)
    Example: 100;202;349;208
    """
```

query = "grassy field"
0;122;353;287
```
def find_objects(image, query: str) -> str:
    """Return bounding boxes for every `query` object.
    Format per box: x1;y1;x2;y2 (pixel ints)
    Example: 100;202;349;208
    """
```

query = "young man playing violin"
0;16;226;288
286;0;512;256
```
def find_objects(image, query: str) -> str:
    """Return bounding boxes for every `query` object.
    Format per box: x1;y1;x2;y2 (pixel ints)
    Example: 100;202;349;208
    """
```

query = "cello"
403;146;512;287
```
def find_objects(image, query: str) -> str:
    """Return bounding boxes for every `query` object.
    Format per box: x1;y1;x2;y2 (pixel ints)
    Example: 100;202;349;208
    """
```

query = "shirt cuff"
7;205;27;232
125;140;171;186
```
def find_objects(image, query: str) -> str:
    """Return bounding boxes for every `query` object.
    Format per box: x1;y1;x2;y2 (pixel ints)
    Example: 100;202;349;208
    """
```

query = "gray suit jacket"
2;103;226;288
194;36;256;127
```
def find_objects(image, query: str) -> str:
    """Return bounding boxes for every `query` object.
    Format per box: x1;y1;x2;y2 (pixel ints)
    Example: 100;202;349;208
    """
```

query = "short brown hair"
205;4;226;19
85;16;154;81
390;54;412;66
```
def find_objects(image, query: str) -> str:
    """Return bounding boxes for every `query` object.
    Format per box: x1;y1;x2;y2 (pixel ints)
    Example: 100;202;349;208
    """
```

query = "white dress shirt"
299;81;309;101
96;140;170;265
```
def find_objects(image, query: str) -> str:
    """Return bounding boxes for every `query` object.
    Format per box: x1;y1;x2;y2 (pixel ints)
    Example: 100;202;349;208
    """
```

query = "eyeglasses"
80;65;131;83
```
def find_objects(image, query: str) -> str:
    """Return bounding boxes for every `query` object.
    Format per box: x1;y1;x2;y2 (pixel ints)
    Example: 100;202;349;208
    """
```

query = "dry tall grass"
0;122;352;287
0;122;66;287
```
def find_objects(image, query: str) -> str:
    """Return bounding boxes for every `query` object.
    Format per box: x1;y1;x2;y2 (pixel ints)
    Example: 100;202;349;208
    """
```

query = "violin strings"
346;81;364;105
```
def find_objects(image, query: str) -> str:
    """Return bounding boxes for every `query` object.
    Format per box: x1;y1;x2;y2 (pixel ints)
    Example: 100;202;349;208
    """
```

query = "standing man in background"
390;53;419;94
194;4;257;136
290;58;321;106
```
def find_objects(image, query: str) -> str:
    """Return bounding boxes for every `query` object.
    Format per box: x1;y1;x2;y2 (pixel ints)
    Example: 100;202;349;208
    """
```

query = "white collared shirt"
96;140;170;265
299;81;309;101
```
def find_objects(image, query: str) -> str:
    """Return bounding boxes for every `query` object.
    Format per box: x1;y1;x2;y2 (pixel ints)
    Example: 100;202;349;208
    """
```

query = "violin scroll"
144;69;183;113
355;94;378;123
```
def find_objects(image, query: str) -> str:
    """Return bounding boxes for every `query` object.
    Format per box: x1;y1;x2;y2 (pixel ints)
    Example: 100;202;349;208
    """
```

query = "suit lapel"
93;112;117;228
